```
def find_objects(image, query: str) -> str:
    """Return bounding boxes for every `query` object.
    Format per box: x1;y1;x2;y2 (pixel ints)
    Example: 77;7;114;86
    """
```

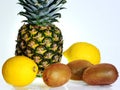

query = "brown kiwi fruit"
83;63;119;85
43;63;71;87
67;60;93;80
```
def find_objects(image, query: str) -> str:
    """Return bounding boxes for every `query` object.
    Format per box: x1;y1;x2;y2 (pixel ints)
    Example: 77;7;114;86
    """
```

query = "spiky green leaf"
18;0;67;25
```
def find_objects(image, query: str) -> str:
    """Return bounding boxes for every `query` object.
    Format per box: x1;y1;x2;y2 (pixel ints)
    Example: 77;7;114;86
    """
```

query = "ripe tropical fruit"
63;42;101;64
15;0;67;77
2;56;38;87
67;60;93;80
83;63;118;85
43;63;71;87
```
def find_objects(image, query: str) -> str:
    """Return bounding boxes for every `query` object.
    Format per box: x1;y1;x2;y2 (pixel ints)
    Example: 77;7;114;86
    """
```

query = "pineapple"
15;0;66;77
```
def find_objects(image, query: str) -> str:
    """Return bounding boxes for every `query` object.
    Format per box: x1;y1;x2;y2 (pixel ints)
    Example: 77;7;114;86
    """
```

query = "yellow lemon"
63;42;101;64
2;56;38;87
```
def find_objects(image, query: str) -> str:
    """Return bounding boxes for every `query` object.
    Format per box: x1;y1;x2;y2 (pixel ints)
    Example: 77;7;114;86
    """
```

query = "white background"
0;0;120;90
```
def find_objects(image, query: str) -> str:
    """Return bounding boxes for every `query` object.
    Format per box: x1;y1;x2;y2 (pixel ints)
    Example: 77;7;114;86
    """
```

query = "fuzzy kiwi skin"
67;60;93;80
83;63;119;85
43;63;71;87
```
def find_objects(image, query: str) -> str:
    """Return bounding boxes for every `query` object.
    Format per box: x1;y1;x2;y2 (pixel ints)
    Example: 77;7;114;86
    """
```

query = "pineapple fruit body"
16;24;63;76
15;0;66;77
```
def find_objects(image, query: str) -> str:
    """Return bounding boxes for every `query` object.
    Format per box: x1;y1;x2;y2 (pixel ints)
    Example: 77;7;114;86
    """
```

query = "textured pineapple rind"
15;24;63;77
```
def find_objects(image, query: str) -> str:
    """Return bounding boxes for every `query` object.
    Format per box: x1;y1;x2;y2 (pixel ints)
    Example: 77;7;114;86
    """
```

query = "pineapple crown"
18;0;66;26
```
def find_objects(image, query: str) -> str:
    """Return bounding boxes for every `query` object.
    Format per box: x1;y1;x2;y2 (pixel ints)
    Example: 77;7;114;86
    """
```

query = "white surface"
0;0;120;90
0;78;120;90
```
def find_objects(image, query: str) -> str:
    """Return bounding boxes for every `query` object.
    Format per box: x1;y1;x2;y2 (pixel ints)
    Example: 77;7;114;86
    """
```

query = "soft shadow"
13;84;68;90
13;83;49;90
49;85;68;90
13;82;69;90
67;80;113;90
